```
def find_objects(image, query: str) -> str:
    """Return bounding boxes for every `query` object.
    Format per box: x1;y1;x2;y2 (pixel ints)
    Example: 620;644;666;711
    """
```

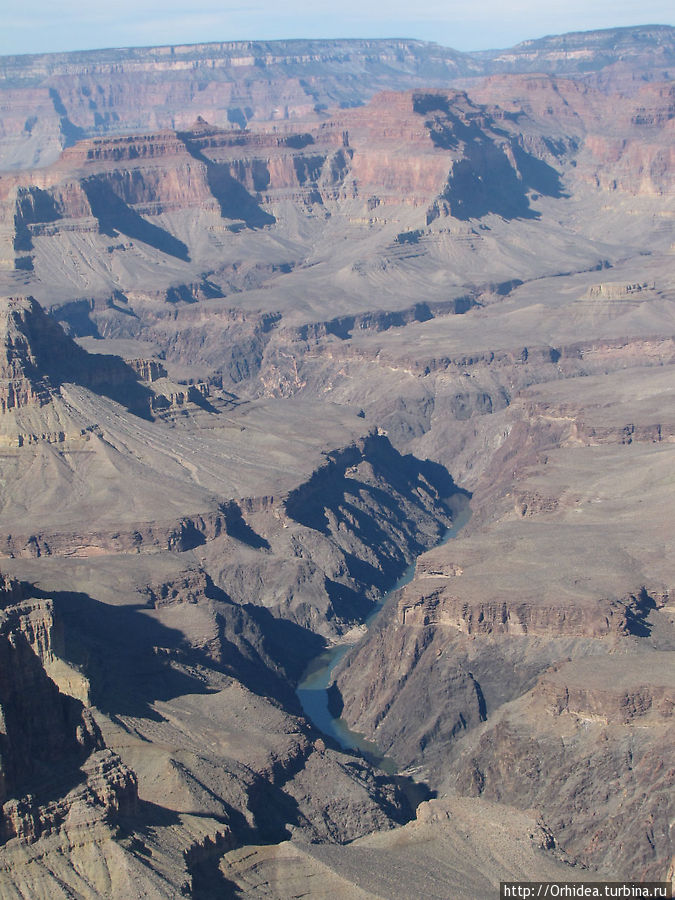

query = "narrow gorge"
0;24;673;899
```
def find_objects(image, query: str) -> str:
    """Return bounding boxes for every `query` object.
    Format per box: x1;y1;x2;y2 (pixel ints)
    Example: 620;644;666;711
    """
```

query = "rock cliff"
0;574;137;846
0;27;672;171
334;367;675;878
0;22;673;896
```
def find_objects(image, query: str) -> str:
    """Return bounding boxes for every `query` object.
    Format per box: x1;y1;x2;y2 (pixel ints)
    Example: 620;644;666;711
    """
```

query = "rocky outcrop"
0;749;138;845
536;655;675;724
126;358;167;383
470;75;675;196
0;574;138;846
452;683;674;880
0;295;151;416
398;587;629;637
0;508;228;559
1;28;672;171
0;87;576;272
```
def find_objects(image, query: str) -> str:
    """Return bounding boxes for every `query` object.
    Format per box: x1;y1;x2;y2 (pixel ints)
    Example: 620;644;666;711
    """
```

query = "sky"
1;0;673;57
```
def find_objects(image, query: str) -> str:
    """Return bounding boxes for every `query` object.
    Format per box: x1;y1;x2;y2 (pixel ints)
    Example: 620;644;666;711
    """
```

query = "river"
297;499;471;774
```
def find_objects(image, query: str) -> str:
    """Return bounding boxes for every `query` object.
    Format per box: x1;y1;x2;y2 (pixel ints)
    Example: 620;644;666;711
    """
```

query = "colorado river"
297;499;471;773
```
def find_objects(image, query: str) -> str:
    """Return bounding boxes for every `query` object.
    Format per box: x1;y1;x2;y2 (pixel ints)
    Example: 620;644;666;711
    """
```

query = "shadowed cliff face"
0;27;672;171
0;575;138;846
0;296;153;416
414;91;565;220
0;23;673;898
0;599;100;801
178;130;276;228
82;177;191;260
2;76;671;288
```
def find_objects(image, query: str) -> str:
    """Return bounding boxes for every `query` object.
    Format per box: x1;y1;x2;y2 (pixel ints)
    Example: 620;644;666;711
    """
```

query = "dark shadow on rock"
416;456;469;500
123;797;183;832
9;299;156;418
624;588;657;637
413;93;566;220
281;133;315;150
206;168;276;227
0;623;101;809
341;548;397;594
285;436;461;543
224;504;270;550
246;777;302;844
131;574;314;709
237;603;326;685
50;300;101;338
178;132;275;228
389;773;435;820
440;135;567;220
292;154;325;186
324;576;373;622
131;800;252;898
470;672;488;721
413;91;454;118
35;590;218;721
326;680;344;719
49;88;86;147
57;348;155;420
226;106;248;130
443;151;538;220
176;389;219;416
511;142;565;199
13;187;61;252
189;837;242;900
82;177;190;260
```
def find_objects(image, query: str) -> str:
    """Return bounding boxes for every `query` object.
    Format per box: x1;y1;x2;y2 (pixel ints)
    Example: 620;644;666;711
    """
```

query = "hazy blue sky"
2;0;673;56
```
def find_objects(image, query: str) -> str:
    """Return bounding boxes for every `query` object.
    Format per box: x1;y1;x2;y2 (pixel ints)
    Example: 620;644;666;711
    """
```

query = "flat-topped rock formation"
0;22;673;896
536;654;675;723
1;88;568;272
1;26;672;171
1;72;671;299
334;363;675;877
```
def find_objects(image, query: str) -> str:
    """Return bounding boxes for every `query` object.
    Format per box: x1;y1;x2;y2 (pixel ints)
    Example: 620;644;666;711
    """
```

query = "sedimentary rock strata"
0;23;673;896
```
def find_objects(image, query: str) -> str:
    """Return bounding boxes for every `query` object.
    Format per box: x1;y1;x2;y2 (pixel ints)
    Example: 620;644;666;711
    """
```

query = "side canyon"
0;25;673;898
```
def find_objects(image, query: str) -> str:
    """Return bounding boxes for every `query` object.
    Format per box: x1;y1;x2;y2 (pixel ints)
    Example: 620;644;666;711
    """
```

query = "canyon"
0;24;673;898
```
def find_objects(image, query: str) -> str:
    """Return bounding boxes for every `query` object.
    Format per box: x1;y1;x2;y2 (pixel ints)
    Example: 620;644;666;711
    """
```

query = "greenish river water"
297;501;471;773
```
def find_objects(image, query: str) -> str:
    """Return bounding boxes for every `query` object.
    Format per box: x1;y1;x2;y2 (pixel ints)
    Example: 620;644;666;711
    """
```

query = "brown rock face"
0;23;673;897
535;656;675;724
1;26;672;171
0;575;137;845
398;586;628;638
0;295;151;419
471;75;675;196
0;297;58;411
2;74;672;289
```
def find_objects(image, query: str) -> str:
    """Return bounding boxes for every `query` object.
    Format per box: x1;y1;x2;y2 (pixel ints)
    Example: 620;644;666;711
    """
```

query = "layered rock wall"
0;575;137;845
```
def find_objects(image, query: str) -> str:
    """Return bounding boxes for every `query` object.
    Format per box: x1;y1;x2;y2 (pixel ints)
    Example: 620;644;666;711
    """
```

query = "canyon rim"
0;19;673;899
